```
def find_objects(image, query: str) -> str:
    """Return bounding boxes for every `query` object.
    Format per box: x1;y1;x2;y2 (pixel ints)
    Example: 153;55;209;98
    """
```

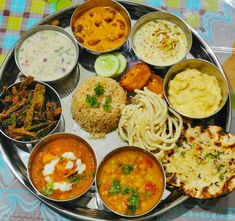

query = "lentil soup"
96;147;165;216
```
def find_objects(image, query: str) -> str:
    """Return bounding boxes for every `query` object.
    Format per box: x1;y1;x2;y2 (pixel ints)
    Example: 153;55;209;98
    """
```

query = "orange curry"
29;136;96;200
72;6;129;52
97;149;165;215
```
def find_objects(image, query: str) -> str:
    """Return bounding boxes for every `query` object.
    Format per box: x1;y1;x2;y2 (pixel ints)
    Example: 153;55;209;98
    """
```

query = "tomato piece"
119;63;152;91
116;167;122;174
144;156;154;168
145;73;163;95
145;182;157;194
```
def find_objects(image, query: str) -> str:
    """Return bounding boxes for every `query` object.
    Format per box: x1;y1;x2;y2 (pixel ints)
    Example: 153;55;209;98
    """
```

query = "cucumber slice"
95;54;119;77
113;53;127;77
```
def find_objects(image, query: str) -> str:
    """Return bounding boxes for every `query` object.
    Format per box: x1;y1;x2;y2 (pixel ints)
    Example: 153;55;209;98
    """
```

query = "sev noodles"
118;87;183;158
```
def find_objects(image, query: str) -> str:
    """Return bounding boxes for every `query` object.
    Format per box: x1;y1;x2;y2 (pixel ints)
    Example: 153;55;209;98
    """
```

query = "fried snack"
145;73;163;95
0;77;61;141
119;63;151;91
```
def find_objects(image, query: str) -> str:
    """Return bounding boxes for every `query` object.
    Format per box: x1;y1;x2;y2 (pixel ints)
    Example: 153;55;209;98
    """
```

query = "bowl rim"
130;11;193;68
163;58;229;119
14;24;79;83
70;0;131;54
95;145;166;217
27;132;97;202
0;79;62;144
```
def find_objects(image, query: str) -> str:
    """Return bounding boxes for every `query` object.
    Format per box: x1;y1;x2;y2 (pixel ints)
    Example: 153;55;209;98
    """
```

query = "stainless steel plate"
0;1;231;221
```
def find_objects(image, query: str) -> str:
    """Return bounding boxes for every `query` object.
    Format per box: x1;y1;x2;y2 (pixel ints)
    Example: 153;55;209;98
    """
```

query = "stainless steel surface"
70;0;131;54
27;132;97;202
0;1;232;221
96;146;166;218
163;58;229;119
14;25;79;83
130;11;192;68
0;80;62;151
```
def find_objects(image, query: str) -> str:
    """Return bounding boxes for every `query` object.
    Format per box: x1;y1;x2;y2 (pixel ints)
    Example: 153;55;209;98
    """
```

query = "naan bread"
164;124;235;199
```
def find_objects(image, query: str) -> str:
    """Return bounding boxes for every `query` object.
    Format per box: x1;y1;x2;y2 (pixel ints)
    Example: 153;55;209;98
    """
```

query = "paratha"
164;124;235;199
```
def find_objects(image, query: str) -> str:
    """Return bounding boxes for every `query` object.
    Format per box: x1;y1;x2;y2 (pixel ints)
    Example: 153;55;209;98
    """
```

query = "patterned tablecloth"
0;0;235;220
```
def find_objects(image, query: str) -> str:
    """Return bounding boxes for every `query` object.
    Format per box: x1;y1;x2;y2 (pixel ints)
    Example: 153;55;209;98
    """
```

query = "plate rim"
0;1;232;220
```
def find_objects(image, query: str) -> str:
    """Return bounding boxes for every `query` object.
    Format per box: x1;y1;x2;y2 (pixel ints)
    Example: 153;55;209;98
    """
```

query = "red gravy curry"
29;136;96;200
72;6;129;52
96;148;165;216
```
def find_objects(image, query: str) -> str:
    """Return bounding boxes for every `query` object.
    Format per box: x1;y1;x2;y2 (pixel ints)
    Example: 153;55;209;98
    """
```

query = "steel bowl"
0;80;62;151
163;59;229;119
70;0;131;54
14;25;79;83
27;132;97;202
96;146;166;217
130;11;192;69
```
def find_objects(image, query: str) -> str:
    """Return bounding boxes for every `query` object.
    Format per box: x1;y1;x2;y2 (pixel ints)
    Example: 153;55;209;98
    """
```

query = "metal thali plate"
0;1;231;220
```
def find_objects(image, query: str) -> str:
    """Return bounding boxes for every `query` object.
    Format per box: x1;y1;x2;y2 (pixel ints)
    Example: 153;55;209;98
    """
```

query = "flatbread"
164;124;235;199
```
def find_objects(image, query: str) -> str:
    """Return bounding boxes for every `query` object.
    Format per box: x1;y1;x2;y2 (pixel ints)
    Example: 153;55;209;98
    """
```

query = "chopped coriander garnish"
217;164;225;172
181;151;186;157
105;95;112;104
108;179;140;213
219;173;224;181
122;165;134;175
205;151;224;159
109;179;122;195
116;162;123;168
121;186;133;194
121;186;130;194
91;171;95;177
146;191;153;198
103;104;112;111
85;95;100;108
109;179;135;195
41;182;54;196
68;172;81;183
94;83;104;96
60;156;65;161
128;192;140;212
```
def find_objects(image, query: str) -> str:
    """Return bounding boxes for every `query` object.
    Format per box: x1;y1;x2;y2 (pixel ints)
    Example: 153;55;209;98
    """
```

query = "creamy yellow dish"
168;68;222;118
133;19;188;66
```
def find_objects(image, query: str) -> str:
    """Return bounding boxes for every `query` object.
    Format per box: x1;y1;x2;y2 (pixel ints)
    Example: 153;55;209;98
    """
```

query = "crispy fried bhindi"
0;77;61;141
24;83;46;129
